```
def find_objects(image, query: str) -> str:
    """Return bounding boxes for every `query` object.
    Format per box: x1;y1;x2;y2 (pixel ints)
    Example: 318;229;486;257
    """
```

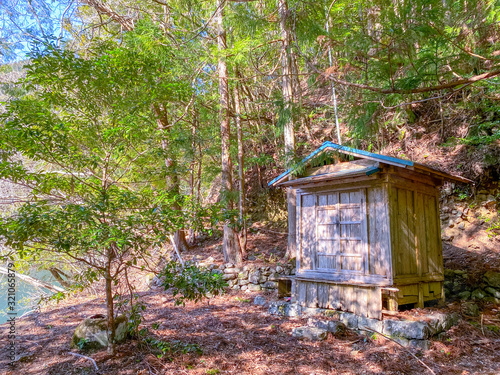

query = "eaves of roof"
268;141;473;187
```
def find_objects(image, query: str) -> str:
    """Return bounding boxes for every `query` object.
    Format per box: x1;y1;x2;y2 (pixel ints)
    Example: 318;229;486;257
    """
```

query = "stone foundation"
268;301;460;349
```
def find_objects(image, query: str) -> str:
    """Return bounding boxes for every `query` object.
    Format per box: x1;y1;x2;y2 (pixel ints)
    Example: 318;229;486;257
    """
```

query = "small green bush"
159;261;227;306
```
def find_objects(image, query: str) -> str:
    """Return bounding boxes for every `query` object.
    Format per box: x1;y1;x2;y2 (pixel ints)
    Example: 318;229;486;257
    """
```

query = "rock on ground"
292;326;328;341
71;315;128;349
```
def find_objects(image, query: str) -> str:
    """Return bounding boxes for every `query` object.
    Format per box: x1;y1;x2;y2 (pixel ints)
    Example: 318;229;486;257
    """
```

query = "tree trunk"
105;251;115;355
279;0;295;160
173;228;189;252
234;80;247;257
279;0;297;259
217;0;242;264
188;117;197;244
153;104;189;252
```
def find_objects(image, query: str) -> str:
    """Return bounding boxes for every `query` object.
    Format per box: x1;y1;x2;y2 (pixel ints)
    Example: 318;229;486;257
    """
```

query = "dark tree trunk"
217;0;242;264
153;104;189;252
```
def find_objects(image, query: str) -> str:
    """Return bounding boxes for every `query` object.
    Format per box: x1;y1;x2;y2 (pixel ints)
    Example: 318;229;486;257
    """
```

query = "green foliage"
486;215;500;237
76;338;90;350
461;121;500;146
234;297;250;303
159;261;227;306
126;299;147;337
0;35;213;348
0;38;199;255
144;337;203;359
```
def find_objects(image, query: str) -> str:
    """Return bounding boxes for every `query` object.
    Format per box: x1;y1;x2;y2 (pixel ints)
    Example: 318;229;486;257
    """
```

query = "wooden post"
417;283;424;308
440;281;446;304
286;187;296;259
384;287;399;311
291;277;297;303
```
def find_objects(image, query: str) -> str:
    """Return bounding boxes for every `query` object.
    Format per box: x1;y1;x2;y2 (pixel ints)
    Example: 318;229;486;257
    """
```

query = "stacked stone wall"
213;263;296;292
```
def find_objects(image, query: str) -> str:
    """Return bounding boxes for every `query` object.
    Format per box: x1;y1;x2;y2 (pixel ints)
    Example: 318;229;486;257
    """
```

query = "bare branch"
80;0;135;31
67;352;98;371
318;66;500;94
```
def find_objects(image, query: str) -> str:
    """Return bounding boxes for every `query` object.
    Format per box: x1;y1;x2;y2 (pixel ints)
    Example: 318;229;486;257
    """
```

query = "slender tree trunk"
197;143;202;208
279;0;297;259
153;104;189;252
234;80;247;257
169;165;189;252
251;138;263;188
188;116;197;244
279;0;295;159
105;251;115;355
217;0;242;264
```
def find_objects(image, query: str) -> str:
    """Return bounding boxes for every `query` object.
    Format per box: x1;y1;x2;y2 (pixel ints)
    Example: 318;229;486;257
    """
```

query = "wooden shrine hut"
269;142;472;319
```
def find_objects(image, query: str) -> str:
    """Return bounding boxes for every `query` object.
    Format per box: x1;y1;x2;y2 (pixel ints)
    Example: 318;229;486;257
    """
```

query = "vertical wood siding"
390;184;442;280
367;186;391;276
296;280;382;319
300;194;316;270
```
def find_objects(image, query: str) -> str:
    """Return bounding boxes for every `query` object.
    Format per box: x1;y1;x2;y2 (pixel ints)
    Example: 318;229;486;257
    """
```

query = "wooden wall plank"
360;189;369;275
367;187;389;276
296;191;302;272
433;193;444;275
406;189;417;275
298;281;306;303
396;187;407;275
318;283;329;307
382;184;393;283
300;194;316;270
389;184;397;278
392;186;419;278
367;287;382;319
288;187;297;265
344;285;354;313
328;284;342;310
306;282;318;308
296;281;383;319
416;192;428;275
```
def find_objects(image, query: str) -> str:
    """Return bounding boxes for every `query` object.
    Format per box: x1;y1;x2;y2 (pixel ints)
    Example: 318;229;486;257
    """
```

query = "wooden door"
316;190;367;273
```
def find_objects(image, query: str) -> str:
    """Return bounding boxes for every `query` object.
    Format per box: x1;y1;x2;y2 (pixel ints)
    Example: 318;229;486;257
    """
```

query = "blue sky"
0;0;77;63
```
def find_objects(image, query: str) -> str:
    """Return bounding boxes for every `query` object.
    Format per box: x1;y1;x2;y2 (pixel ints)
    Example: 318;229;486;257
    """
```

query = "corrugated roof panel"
277;166;381;187
269;141;472;187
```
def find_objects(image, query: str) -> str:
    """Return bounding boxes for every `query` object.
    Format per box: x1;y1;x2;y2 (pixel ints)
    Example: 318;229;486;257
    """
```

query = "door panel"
314;189;367;273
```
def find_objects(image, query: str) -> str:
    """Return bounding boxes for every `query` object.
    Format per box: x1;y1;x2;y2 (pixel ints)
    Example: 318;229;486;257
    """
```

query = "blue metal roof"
268;141;414;187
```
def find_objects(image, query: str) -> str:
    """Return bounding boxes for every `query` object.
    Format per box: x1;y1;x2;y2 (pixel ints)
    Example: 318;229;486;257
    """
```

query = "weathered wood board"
296;279;382;319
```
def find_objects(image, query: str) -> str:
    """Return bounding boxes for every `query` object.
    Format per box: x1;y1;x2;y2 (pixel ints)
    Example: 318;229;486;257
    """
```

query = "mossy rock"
484;271;500;289
462;302;480;317
71;314;128;350
471;289;487;300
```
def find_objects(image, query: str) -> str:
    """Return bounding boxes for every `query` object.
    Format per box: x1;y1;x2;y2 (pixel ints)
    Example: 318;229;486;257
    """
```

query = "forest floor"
1;226;500;375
